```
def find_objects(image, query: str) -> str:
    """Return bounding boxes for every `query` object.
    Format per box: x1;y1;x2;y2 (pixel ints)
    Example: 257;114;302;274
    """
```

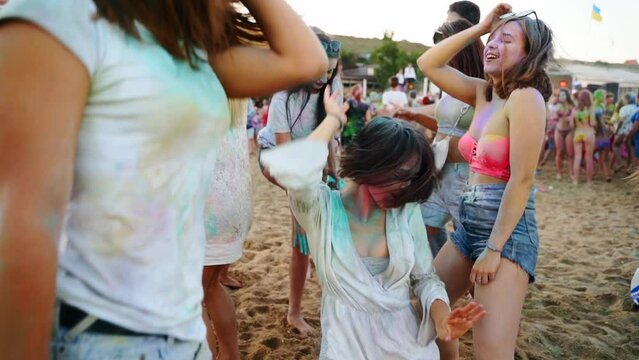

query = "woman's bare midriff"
556;116;572;132
467;171;508;185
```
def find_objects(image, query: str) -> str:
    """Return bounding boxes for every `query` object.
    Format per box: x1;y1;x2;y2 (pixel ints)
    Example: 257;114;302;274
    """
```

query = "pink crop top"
458;132;511;181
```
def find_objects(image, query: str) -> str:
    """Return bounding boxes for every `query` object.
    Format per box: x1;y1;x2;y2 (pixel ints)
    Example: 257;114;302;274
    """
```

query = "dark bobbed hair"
93;0;265;69
285;30;340;129
485;16;555;102
435;19;484;79
449;1;481;25
339;117;437;208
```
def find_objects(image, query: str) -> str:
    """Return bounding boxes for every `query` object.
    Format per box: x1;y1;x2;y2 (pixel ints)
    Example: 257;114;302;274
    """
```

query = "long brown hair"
92;0;264;68
436;19;484;79
284;29;340;130
485;16;554;102
576;89;593;111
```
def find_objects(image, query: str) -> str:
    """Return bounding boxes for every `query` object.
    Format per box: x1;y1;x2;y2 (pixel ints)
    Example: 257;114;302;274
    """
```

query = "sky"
285;0;637;64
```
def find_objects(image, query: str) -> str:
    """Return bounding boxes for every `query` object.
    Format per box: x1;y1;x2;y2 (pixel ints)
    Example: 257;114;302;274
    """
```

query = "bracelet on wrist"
486;241;502;253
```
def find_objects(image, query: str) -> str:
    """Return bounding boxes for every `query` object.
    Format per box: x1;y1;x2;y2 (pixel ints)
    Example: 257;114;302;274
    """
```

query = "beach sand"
226;156;639;359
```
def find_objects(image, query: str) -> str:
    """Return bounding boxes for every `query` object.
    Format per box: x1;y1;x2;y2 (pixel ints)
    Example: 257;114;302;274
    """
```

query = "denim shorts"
50;304;211;360
450;183;539;283
420;162;469;228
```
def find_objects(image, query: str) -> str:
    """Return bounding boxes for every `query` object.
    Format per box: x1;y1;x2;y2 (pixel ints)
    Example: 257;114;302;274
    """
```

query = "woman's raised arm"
417;3;512;106
210;0;329;98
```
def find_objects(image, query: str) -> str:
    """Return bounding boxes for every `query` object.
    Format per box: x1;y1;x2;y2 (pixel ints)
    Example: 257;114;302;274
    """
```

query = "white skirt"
204;125;253;265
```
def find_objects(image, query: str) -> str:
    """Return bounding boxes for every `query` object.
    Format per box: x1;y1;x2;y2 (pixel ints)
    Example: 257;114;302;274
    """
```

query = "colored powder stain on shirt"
205;212;218;238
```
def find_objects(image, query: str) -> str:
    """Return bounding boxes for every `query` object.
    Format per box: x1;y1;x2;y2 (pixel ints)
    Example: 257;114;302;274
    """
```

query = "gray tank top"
361;256;390;276
435;94;474;137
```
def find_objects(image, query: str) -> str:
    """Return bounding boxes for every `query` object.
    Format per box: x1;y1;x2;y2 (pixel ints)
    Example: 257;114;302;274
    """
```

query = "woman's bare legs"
219;264;243;289
610;134;625;172
287;215;316;337
472;260;529;360
433;241;474;360
202;265;240;360
584;137;596;183
554;130;573;179
554;129;565;179
597;146;612;181
566;132;575;178
625;136;635;173
426;226;448;257
201;269;217;359
538;135;548;166
573;140;584;184
539;135;554;167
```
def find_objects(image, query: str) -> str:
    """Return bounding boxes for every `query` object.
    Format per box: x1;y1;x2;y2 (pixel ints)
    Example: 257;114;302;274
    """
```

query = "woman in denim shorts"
419;4;552;359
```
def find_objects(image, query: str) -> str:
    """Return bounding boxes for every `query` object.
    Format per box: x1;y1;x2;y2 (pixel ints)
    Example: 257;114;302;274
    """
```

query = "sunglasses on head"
499;10;540;32
321;40;341;58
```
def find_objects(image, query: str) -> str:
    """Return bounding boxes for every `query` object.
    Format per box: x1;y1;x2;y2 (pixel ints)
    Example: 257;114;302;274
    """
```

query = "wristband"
486;241;502;253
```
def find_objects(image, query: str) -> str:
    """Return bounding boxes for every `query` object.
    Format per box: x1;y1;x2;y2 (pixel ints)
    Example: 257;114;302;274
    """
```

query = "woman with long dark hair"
259;28;343;336
396;18;483;257
419;4;554;358
554;87;576;180
0;0;328;358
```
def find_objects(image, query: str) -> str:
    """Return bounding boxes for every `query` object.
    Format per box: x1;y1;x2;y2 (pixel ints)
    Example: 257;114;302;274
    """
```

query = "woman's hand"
323;85;349;126
478;3;513;34
309;86;349;143
469;248;502;285
374;104;399;117
436;302;486;341
394;107;417;122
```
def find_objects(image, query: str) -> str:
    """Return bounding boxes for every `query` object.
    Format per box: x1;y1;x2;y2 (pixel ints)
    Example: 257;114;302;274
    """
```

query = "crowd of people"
1;0;634;360
542;88;639;184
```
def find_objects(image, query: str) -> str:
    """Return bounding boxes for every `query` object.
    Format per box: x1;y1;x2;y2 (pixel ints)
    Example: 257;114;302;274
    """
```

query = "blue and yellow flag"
592;3;602;22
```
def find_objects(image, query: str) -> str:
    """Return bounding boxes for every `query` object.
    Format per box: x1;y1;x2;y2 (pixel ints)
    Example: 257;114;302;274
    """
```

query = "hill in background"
333;34;429;57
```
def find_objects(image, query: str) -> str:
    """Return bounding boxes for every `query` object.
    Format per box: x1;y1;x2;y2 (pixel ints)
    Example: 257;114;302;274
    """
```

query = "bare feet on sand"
286;314;317;338
220;273;243;290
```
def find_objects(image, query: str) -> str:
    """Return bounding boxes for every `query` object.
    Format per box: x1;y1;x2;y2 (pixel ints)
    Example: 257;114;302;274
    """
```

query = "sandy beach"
227;154;639;359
